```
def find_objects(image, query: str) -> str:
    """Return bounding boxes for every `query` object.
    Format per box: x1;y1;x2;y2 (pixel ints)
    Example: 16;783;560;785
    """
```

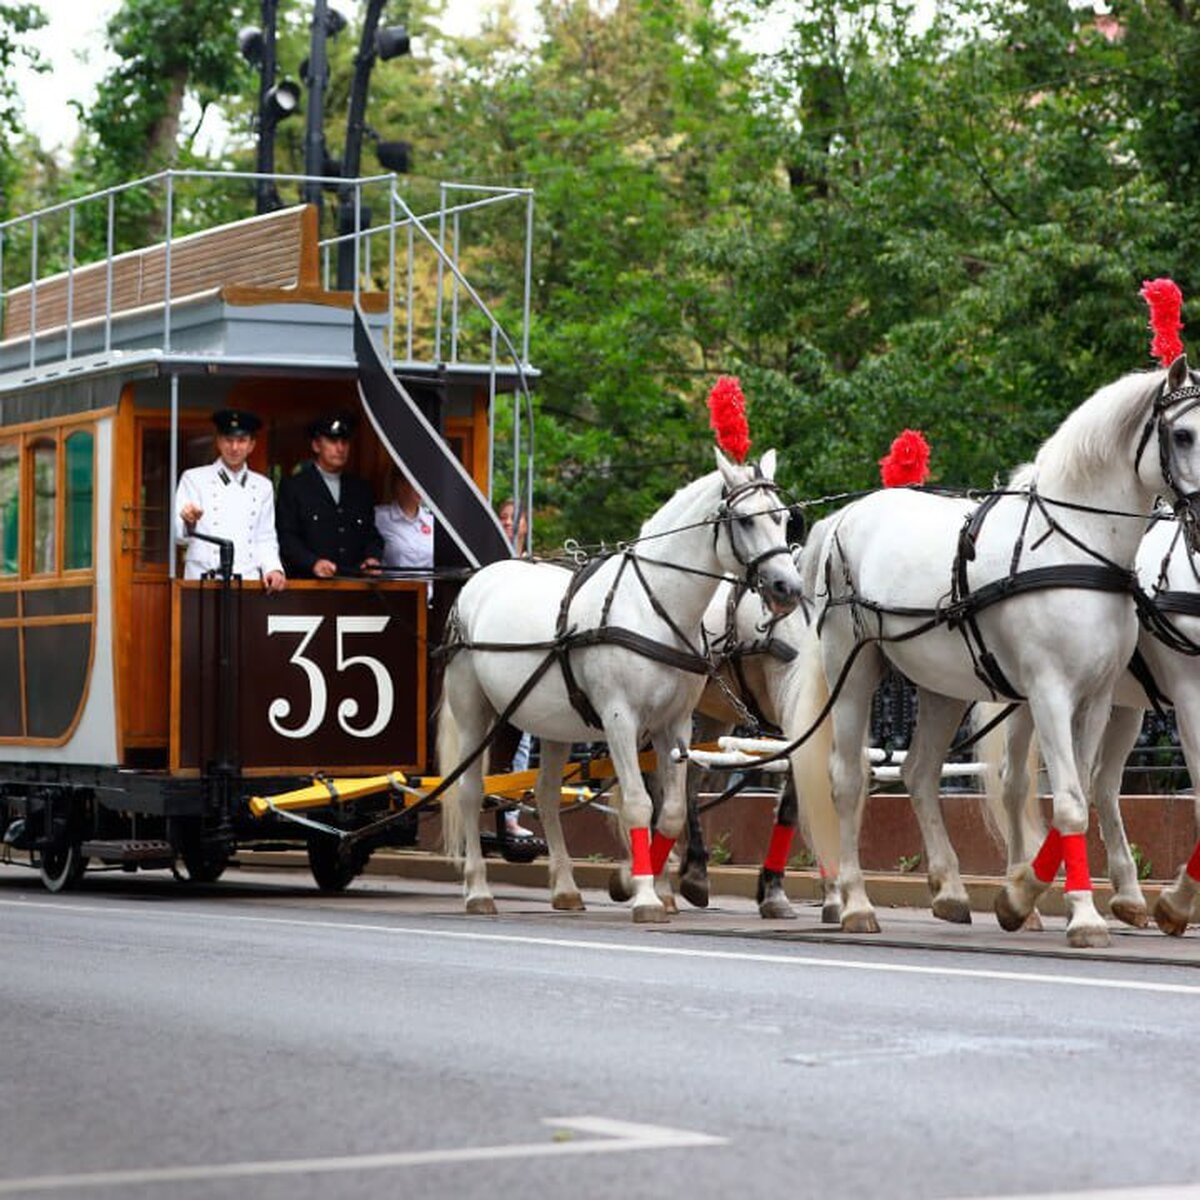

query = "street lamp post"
336;0;387;288
243;0;301;214
253;0;280;212
245;3;410;255
303;0;331;209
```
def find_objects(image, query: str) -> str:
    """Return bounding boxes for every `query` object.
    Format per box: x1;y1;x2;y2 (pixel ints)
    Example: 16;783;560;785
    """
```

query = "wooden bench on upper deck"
2;203;386;343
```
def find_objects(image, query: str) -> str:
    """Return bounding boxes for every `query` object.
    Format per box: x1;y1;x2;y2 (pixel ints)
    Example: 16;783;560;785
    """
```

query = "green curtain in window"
0;446;16;575
64;431;94;571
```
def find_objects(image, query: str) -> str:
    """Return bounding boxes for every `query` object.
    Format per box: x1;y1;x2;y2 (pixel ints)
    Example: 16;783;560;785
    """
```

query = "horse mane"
1031;368;1164;487
639;467;723;537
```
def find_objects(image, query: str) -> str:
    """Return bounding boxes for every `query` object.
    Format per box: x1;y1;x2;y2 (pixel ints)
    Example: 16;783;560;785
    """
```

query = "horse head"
1148;354;1200;552
713;447;803;615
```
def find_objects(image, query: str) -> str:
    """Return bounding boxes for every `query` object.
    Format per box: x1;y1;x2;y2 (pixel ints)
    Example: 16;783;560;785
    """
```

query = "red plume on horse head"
1141;277;1185;368
707;375;751;464
879;428;931;487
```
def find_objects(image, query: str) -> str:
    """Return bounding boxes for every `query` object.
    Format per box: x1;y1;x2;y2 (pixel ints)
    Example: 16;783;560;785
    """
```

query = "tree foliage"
0;2;46;217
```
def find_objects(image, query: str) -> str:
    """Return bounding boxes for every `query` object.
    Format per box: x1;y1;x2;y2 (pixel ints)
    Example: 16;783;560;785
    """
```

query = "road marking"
3;897;1200;997
959;1188;1200;1200
0;1117;725;1195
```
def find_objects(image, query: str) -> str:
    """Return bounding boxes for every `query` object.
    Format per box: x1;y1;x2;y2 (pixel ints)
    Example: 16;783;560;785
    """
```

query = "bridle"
711;471;793;594
1135;371;1200;548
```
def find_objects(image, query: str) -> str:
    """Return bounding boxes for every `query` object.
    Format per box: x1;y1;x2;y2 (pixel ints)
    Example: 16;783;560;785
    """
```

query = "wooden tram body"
0;172;535;891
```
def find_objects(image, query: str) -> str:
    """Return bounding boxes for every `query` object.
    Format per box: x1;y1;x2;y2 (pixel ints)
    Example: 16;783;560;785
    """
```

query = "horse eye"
737;516;754;529
1173;427;1196;450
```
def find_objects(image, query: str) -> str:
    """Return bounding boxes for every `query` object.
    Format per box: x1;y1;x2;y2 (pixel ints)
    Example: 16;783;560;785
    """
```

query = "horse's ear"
759;448;777;480
714;445;741;485
1168;353;1190;391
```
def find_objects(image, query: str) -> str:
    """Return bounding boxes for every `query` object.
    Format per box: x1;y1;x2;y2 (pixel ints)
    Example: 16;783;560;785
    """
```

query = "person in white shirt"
376;467;435;569
175;408;286;591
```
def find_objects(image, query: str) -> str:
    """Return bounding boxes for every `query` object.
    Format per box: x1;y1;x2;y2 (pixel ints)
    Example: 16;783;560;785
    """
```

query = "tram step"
80;839;175;868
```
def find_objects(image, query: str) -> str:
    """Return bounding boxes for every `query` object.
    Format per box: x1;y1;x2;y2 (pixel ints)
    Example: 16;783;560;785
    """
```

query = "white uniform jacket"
174;461;284;581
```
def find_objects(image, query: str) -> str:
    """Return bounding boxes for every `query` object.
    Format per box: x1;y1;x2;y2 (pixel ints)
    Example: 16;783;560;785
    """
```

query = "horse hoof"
660;893;679;916
758;896;798;920
994;888;1029;933
932;897;972;925
841;911;881;934
552;892;586;912
678;873;710;909
466;896;498;916
820;901;842;925
1067;923;1110;949
632;902;668;924
1022;910;1044;932
1110;898;1149;929
1154;896;1190;938
608;868;633;903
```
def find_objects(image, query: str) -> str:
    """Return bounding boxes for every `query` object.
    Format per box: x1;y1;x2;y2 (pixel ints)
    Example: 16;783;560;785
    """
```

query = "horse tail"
786;624;840;874
437;688;467;860
977;703;1041;857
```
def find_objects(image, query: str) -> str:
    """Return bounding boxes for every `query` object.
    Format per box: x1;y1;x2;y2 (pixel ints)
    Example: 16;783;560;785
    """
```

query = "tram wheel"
178;844;230;884
306;834;366;893
38;840;88;894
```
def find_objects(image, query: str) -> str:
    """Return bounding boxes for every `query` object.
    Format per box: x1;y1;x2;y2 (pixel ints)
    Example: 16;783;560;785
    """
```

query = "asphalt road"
3;864;1200;1200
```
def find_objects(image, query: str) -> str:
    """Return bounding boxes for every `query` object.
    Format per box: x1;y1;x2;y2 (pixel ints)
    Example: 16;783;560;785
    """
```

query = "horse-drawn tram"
0;169;536;892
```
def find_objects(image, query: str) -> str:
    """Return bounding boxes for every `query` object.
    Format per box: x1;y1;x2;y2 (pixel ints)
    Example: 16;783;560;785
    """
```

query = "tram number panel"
174;581;426;773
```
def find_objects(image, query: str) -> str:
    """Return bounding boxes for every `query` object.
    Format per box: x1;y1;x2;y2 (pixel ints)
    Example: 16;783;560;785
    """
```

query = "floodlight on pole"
265;80;301;122
238;26;264;65
376;25;411;61
375;139;411;173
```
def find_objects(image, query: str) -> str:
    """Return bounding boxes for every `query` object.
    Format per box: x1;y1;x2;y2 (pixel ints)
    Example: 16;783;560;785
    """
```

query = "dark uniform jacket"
276;462;384;578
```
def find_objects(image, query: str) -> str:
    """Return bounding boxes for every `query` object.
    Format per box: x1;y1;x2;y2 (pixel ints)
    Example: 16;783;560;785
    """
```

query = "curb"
236;850;1168;919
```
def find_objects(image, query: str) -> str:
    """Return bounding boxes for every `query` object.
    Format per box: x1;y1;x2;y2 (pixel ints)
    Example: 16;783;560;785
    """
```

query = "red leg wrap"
1062;832;1092;892
649;831;676;877
630;827;652;877
1031;827;1063;884
1185;839;1200;883
763;824;795;874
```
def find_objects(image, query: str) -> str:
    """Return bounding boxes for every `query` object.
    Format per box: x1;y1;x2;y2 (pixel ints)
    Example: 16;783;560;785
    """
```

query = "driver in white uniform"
175;408;286;591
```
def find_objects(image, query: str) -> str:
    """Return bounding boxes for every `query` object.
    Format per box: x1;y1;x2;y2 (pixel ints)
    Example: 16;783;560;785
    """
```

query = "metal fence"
869;670;1192;795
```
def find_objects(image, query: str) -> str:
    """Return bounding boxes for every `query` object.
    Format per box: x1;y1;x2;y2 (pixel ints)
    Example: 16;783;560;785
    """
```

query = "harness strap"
556;555;609;729
951;493;1019;698
951;481;1137;699
1127;646;1172;717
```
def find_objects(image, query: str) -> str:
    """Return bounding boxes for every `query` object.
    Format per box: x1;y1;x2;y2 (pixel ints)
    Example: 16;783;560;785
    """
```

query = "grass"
708;833;733;866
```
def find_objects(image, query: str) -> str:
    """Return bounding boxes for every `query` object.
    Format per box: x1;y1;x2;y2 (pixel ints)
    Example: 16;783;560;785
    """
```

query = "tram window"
0;443;16;575
30;438;56;575
137;423;214;567
64;430;94;570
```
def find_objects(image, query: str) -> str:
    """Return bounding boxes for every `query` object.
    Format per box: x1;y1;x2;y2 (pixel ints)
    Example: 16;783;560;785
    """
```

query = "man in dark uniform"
276;412;383;578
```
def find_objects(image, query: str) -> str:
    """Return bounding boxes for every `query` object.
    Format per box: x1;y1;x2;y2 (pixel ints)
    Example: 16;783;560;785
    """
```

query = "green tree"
0;3;46;218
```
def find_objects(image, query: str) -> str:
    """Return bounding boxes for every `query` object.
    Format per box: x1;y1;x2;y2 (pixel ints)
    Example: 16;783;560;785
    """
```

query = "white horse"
794;357;1200;947
986;511;1200;936
438;448;804;922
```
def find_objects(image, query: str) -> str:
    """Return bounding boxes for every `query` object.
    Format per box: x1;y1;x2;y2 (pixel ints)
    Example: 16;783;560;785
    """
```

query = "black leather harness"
949;487;1137;699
